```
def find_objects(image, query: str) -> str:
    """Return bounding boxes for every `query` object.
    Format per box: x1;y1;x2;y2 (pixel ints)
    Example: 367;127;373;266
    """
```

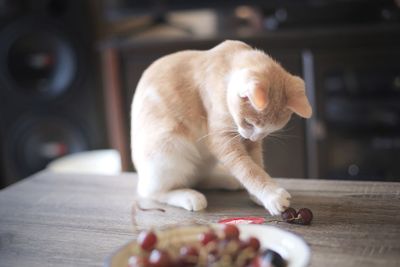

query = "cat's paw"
182;191;208;211
256;184;291;215
154;189;208;211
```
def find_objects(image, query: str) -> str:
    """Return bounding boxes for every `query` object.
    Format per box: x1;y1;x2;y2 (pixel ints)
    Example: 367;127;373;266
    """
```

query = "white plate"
106;224;310;267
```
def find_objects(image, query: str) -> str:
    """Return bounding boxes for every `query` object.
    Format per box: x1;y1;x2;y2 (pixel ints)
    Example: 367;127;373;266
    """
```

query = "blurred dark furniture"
311;48;400;181
100;0;400;181
0;0;107;188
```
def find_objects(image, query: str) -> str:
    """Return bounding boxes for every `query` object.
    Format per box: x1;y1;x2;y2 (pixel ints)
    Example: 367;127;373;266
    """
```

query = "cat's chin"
238;129;266;142
238;129;251;140
240;136;261;142
238;134;260;142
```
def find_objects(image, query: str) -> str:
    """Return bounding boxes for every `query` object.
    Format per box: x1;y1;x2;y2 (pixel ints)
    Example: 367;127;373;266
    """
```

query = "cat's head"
227;51;312;142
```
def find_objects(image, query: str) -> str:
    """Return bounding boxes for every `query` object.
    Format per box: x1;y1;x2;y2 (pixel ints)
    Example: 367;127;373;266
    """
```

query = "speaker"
0;0;107;187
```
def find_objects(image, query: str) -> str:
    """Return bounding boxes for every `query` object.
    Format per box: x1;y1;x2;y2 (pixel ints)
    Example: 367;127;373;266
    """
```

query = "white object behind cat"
47;149;121;175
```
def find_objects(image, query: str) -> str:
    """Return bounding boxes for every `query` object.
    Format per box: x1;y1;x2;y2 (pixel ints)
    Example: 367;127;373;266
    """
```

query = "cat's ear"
239;84;268;111
287;93;312;118
286;76;312;118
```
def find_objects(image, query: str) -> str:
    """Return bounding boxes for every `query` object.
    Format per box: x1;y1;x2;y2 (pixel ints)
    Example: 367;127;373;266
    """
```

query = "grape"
130;227;287;267
148;249;172;267
223;224;240;240
260;249;287;267
295;208;313;225
246;237;261;252
281;207;297;223
138;230;157;252
199;230;218;245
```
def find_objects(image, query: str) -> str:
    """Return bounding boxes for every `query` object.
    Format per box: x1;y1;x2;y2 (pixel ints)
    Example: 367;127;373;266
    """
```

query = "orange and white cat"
131;40;312;215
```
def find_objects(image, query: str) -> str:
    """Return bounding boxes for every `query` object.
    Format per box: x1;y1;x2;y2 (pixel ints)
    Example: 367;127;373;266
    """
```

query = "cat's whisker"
267;139;285;147
269;133;299;139
266;135;287;146
220;134;241;148
196;129;238;142
273;123;293;132
219;127;239;132
269;125;298;139
272;128;288;135
268;133;287;139
276;123;295;133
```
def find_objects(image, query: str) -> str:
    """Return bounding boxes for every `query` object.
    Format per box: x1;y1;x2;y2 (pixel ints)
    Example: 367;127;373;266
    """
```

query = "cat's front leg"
209;134;290;215
245;140;264;168
251;178;291;215
245;140;269;206
242;165;291;215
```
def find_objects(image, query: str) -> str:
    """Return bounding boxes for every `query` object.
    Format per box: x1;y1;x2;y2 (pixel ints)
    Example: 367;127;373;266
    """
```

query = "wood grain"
0;171;399;267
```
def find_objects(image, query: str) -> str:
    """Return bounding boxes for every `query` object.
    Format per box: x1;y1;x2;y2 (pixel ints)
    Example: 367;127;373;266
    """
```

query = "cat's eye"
243;119;253;128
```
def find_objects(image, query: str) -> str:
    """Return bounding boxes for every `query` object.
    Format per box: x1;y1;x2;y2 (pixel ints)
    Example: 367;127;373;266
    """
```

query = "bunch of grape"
281;208;313;225
128;225;287;267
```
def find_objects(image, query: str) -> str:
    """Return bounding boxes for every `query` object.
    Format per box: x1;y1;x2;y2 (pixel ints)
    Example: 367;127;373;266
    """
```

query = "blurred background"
0;0;400;188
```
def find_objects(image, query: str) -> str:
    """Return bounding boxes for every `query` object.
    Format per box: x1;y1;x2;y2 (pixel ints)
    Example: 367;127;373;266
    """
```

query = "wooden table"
0;171;399;267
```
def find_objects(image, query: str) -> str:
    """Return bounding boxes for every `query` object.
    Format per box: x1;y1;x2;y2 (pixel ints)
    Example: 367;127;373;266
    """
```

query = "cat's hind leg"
136;139;207;211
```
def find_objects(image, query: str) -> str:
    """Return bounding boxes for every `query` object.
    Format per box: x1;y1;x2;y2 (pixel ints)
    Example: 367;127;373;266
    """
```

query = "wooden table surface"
0;171;399;267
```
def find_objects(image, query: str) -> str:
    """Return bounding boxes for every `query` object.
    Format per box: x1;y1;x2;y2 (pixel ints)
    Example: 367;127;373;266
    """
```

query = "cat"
131;40;312;215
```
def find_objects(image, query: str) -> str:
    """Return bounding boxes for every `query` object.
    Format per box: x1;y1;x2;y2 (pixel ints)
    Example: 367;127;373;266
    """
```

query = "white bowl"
106;224;310;267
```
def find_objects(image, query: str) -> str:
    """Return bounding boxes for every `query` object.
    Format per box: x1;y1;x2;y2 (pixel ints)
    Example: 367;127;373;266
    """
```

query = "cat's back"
131;40;253;163
132;49;204;114
137;40;250;86
131;48;209;131
137;50;202;88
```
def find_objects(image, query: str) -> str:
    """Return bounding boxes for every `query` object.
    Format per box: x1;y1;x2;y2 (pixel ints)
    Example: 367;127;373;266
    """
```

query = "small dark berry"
261;249;287;267
137;230;157;252
199;230;218;246
295;208;313;225
246;236;261;252
223;224;240;240
281;207;297;223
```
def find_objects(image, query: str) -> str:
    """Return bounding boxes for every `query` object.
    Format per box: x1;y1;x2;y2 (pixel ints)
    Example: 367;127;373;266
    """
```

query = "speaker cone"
0;18;78;99
7;116;88;178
